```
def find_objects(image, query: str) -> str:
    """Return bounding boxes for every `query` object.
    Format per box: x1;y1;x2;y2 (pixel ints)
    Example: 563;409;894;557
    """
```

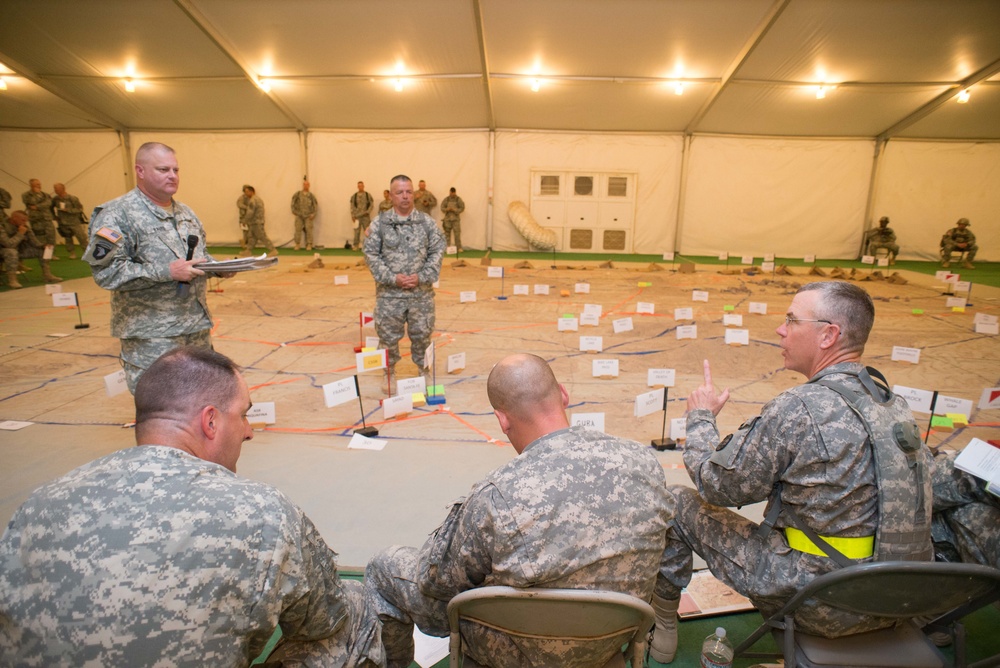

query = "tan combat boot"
6;270;22;289
41;260;63;283
649;594;680;663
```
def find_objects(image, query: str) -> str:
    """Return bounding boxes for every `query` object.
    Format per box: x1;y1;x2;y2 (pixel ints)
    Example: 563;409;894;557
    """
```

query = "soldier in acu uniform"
439;187;465;251
940;217;977;269
365;353;674;668
237;185;276;257
362;174;445;379
350;180;374;250
291;179;318;251
0;346;384;667
930;450;1000;569
83;142;220;393
51;182;89;259
1;210;62;288
21;178;57;248
651;281;932;663
412;179;437;216
864;216;899;264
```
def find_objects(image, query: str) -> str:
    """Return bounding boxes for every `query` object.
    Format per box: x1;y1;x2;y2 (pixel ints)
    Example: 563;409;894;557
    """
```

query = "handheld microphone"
177;234;199;297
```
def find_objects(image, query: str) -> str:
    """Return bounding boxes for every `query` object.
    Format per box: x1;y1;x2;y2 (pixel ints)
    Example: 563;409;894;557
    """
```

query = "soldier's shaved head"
488;354;561;420
135;346;242;432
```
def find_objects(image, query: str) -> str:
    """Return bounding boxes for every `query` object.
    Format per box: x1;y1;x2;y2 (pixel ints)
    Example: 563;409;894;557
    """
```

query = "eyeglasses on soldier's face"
784;315;832;327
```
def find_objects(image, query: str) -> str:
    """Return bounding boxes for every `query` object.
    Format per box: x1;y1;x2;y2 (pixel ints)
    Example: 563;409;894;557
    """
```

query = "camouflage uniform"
21;188;57;246
362;209;445;369
413;187;437;216
51;191;89;256
350;190;374;250
1;215;45;265
365;426;673;668
657;362;930;638
378;195;393;214
940;224;977;262
0;445;384;667
82;187;216;392
864;225;898;259
931;451;1000;568
239;193;275;254
440;193;465;250
291;189;318;249
0;187;10;225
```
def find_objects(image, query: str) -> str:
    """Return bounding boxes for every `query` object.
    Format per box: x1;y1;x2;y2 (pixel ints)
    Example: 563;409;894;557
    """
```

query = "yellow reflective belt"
785;527;874;559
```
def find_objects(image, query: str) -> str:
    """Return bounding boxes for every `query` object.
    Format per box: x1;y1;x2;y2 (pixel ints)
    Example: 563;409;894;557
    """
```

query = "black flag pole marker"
651;387;676;450
73;292;89;330
924;390;939;445
353;375;379;437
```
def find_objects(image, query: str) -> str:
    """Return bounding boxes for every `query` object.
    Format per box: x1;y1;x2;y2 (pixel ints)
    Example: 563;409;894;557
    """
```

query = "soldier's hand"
169;258;206;281
688;359;730;416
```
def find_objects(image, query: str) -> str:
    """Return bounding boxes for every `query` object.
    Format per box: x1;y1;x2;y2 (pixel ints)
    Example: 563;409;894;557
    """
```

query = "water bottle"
700;626;734;668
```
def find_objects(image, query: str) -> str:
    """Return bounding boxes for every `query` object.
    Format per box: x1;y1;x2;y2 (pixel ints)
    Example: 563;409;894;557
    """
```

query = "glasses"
784;315;832;327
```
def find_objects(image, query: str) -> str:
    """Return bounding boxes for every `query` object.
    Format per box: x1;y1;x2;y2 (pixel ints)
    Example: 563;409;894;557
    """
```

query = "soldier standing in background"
350;180;374;250
21;179;57;250
291;178;318;251
378;189;393;213
51;183;89;259
412;179;436;216
440;187;465;252
237;185;276;257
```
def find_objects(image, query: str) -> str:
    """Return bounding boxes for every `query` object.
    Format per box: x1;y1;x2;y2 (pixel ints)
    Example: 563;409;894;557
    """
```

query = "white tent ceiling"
1;0;999;139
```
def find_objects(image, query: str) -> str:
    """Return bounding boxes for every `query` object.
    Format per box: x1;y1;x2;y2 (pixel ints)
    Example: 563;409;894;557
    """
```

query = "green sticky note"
561;313;574;318
723;305;735;312
930;415;954;429
912;309;924;315
426;385;445;396
637;281;652;287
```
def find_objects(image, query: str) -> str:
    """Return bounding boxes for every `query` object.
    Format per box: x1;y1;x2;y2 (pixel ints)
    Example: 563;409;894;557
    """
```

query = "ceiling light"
257;78;271;93
530;78;540;92
673;81;684;96
956;88;970;103
815;86;826;99
394;78;404;92
0;77;6;91
124;78;135;93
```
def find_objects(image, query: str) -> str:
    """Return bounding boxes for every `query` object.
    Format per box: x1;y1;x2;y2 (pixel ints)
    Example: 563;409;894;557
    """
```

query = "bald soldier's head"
487;353;570;453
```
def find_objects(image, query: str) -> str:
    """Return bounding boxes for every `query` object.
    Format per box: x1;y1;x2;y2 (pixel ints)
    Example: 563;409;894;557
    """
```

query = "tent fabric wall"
680;136;875;259
874;141;1000;261
306;131;490;250
0;131;124;220
492;132;683;253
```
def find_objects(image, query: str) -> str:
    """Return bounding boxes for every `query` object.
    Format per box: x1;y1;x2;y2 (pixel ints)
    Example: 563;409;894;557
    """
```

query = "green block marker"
912;309;924;315
723;305;735;312
637;281;652;287
562;313;574;318
930;415;954;429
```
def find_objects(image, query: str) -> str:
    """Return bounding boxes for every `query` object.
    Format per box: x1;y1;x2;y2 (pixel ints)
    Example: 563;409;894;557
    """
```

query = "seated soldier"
930;450;1000;568
865;216;899;264
1;210;62;289
940;218;977;269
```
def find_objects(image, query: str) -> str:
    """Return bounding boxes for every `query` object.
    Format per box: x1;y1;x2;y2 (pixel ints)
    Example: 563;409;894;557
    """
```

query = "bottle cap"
716;627;726;638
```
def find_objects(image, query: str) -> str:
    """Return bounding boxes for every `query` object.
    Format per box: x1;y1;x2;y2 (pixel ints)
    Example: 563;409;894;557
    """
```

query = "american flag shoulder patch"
95;227;123;243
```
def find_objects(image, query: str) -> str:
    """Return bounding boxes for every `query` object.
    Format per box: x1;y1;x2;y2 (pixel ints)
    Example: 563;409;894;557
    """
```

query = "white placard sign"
334;274;349;285
487;265;504;278
365;335;380;349
397;376;427;396
447;352;466;373
0;420;33;431
662;251;675;261
861;255;875;265
635;387;665;418
973;313;999;326
382;393;413;419
748;301;767;315
803;254;816;263
323;377;358;407
764;253;775;262
104;369;128;397
674;307;693;320
891;346;921;364
424;343;435;369
583;303;603;317
52;292;77;307
718;252;729;261
533;284;550;295
558;317;579;332
670;417;687;440
936;395;973;420
513;284;529;295
45;284;62;295
692;290;709;302
592;359;619;378
575;283;590;294
580;313;600;327
676;325;697;340
446;245;458;255
761;261;775;272
648;368;676;388
954;281;971;292
432;280;440;289
356;349;388;373
723;313;743;327
877;258;889;267
246;402;276;424
580;336;603;352
724;328;750;346
893;385;935;413
459;291;477;303
348;432;387;451
979;387;1000;410
636;301;655;314
945;297;966;308
612;317;634;333
570;412;605;432
741;254;754;265
975;322;999;335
